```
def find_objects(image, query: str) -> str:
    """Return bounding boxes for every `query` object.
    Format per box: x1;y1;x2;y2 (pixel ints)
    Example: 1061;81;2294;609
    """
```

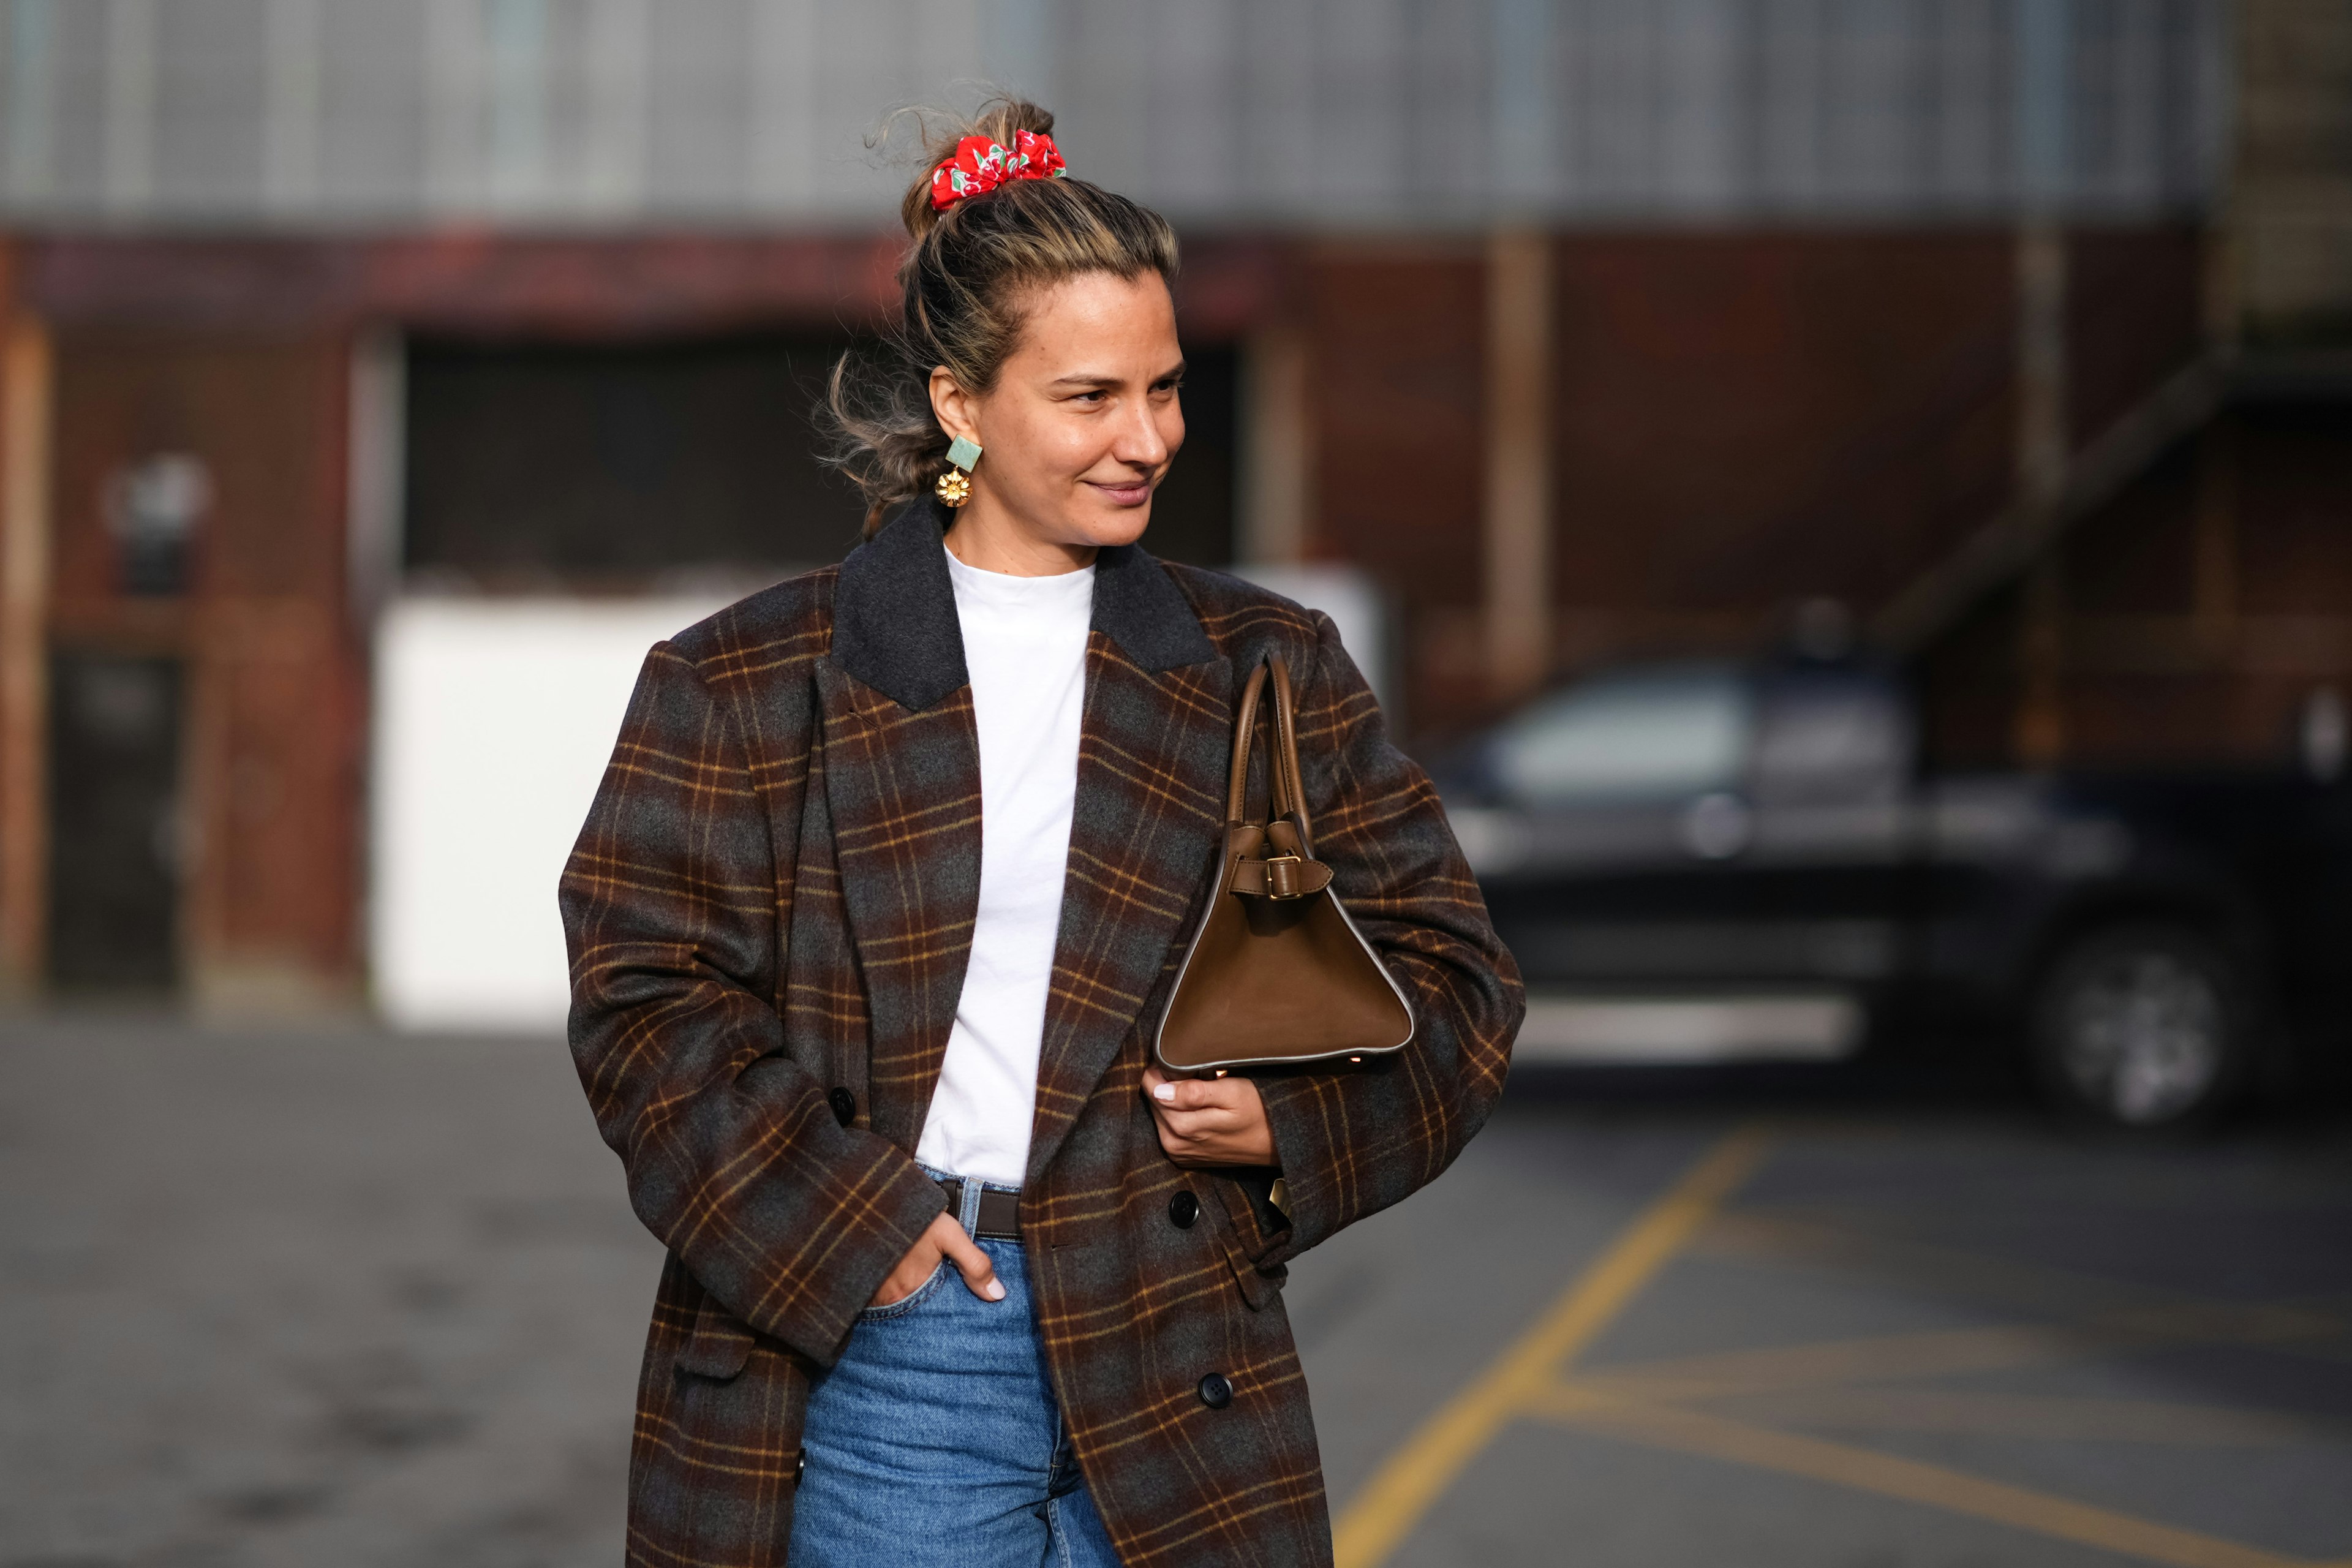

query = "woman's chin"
1065;503;1154;550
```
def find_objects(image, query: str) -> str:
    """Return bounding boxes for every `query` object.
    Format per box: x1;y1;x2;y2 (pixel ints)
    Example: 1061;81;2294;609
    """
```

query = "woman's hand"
1142;1065;1278;1167
870;1210;1005;1307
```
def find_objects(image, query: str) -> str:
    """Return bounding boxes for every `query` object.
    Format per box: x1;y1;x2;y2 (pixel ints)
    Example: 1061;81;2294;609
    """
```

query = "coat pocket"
632;1263;812;1567
675;1291;758;1381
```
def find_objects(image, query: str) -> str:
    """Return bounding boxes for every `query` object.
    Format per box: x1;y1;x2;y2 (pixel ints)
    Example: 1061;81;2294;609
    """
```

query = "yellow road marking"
1330;1124;1772;1568
1531;1393;2330;1568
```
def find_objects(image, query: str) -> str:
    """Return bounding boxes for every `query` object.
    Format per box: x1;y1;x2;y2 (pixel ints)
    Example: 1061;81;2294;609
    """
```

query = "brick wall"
1308;227;2209;742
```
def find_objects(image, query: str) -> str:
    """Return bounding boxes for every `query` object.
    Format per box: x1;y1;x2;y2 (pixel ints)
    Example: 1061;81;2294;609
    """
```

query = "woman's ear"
929;368;981;447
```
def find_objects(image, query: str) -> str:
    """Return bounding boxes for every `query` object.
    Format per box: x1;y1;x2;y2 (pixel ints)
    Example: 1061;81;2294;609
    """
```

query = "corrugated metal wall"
0;0;2225;227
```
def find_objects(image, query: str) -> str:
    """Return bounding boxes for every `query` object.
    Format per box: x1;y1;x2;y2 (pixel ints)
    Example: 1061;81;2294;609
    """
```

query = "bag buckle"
1261;852;1306;900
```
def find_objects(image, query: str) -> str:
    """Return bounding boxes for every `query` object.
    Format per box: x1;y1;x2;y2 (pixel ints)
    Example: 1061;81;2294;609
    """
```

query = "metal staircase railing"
1868;350;2232;655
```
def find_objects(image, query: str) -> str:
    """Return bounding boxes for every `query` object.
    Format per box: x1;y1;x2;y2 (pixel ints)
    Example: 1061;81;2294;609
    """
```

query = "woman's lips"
1087;479;1153;507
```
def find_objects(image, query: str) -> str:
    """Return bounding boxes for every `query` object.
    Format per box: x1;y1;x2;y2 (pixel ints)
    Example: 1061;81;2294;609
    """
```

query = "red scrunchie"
929;130;1068;211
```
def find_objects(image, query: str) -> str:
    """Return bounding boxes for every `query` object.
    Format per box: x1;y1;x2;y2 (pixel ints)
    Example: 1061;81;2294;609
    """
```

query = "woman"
562;99;1521;1568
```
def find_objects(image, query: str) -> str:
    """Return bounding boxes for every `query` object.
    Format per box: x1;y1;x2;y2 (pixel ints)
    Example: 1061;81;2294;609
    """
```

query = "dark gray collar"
831;502;1216;710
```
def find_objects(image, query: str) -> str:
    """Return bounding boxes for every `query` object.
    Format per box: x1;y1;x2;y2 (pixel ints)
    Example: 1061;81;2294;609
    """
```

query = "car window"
1754;675;1913;800
1494;668;1753;805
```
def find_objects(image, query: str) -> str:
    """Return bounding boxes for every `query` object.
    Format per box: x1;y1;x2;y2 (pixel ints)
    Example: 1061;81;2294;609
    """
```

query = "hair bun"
898;97;1058;239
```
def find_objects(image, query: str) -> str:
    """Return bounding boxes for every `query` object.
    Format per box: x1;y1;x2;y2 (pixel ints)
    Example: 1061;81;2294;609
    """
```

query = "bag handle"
1223;654;1314;854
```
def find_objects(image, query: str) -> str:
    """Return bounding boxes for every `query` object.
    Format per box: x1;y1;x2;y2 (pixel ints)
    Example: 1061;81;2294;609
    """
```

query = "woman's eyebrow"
1044;360;1186;390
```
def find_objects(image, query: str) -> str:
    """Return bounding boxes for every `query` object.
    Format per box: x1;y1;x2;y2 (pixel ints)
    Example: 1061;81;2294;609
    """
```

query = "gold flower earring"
935;436;982;507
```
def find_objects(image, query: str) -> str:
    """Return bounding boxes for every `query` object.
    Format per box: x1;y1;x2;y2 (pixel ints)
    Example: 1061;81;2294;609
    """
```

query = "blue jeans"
788;1174;1123;1567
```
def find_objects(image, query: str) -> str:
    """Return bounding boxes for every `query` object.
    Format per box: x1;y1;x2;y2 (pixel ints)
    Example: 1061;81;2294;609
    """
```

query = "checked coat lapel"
819;511;982;1151
1027;545;1225;1186
823;509;1224;1167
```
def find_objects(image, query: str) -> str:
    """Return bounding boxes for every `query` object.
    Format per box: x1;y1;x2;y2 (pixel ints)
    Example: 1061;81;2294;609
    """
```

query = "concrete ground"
2;1018;2348;1568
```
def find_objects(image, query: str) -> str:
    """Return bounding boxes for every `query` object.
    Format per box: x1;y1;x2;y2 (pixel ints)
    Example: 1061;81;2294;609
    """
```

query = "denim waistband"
920;1163;1020;1238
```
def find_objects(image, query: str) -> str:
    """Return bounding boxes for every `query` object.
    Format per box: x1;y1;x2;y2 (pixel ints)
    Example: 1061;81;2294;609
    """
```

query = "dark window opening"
402;331;1237;586
404;333;870;586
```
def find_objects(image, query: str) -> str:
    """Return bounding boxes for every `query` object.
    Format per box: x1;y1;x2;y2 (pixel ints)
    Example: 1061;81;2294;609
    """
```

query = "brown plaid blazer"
562;506;1523;1567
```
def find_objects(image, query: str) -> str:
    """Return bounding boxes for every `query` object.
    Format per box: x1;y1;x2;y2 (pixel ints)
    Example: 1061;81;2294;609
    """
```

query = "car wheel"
2030;924;2252;1129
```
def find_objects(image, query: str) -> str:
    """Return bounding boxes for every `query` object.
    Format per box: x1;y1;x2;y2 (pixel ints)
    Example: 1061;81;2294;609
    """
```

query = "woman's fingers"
1145;1067;1245;1112
933;1212;1007;1302
870;1221;946;1306
869;1242;937;1306
1144;1069;1277;1167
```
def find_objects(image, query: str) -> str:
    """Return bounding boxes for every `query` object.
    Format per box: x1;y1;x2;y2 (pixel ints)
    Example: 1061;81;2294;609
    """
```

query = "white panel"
371;596;732;1033
1515;993;1864;1063
1230;564;1392;716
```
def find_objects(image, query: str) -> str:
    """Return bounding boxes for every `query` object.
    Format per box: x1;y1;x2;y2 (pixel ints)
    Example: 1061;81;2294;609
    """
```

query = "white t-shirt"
913;548;1095;1186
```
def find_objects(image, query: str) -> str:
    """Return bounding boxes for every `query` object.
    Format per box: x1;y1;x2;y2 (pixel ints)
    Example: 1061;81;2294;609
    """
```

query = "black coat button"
1169;1191;1200;1229
1197;1372;1233;1409
827;1087;857;1127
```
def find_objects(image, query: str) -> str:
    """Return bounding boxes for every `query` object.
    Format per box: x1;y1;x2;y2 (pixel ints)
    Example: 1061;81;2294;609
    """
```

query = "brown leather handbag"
1156;654;1414;1072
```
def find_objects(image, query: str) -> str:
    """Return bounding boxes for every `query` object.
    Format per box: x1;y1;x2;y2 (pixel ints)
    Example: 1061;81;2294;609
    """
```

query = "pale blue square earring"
936;436;982;507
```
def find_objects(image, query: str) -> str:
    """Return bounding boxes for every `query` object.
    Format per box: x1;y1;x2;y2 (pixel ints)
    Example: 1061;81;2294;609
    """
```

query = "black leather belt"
937;1177;1022;1240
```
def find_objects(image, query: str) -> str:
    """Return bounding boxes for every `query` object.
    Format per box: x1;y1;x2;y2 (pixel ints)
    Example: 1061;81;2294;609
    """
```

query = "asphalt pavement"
3;1018;2348;1568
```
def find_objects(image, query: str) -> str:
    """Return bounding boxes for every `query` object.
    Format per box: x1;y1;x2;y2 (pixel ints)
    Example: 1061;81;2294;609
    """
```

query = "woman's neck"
942;497;1098;578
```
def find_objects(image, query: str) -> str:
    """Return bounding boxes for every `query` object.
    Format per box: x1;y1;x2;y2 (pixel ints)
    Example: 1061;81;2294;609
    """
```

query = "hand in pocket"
870;1210;1006;1306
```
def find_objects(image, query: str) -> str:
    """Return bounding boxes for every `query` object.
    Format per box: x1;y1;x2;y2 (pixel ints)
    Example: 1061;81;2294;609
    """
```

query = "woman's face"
930;270;1186;568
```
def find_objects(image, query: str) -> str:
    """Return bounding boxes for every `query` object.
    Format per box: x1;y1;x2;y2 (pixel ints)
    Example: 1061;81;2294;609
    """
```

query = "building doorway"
47;652;184;993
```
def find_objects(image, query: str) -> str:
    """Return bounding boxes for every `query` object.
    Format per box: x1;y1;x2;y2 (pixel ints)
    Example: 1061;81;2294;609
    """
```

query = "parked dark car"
1435;658;2352;1128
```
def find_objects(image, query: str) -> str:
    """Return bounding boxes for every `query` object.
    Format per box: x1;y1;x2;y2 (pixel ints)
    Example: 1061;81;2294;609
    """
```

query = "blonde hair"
824;97;1180;536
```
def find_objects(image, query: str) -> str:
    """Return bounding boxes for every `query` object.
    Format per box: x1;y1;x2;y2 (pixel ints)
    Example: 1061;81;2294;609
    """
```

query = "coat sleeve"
560;641;946;1364
1246;612;1525;1265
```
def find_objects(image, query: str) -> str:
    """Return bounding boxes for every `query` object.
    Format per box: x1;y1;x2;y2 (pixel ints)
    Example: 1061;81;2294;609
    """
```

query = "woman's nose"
1109;399;1169;469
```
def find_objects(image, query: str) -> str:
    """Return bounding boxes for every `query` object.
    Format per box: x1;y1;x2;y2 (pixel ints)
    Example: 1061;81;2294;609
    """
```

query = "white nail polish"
1153;1083;1175;1102
987;1281;1006;1301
